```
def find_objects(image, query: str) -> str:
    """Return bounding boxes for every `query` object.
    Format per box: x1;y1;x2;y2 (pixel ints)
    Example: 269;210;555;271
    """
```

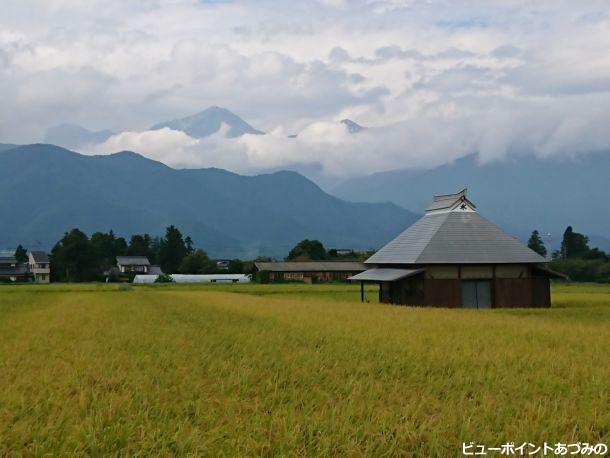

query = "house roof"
30;251;49;263
116;256;151;266
255;261;366;272
0;256;18;265
366;191;546;265
425;188;477;213
349;268;425;282
0;264;28;276
148;265;164;275
533;265;569;279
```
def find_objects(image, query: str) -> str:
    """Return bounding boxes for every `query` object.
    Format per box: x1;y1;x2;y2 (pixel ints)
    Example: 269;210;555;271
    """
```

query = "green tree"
228;259;244;274
159;225;188;273
115;237;128;257
90;230;127;271
527;230;547;257
560;226;590;258
14;245;28;263
154;273;174;283
286;239;327;261
582;248;608;261
179;249;214;274
128;234;153;258
149;236;162;264
185;236;194;255
257;270;271;284
50;229;97;282
550;257;610;283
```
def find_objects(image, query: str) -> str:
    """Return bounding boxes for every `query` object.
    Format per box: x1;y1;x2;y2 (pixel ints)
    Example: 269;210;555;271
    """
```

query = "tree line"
11;225;610;283
49;226;245;282
13;230;366;283
528;227;610;282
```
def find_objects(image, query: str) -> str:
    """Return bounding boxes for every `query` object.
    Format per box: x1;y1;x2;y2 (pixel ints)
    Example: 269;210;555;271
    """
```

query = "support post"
360;281;364;302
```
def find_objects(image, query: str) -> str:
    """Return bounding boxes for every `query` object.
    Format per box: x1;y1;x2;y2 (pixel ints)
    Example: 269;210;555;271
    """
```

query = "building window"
284;272;304;281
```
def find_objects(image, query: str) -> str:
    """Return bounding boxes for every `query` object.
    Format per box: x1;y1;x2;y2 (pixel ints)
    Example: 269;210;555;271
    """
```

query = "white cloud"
0;0;609;177
318;0;349;7
89;84;610;178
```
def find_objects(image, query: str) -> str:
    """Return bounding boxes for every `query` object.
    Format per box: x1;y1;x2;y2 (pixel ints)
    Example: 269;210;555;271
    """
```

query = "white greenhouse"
133;274;252;284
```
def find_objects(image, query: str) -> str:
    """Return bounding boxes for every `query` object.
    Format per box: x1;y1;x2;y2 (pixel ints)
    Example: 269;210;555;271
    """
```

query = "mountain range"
43;124;114;150
0;144;416;258
43;106;266;151
20;106;610;254
43;106;365;150
334;153;610;251
0;144;19;153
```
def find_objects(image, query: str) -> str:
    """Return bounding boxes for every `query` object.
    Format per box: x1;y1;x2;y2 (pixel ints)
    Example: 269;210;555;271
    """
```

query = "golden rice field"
0;282;608;456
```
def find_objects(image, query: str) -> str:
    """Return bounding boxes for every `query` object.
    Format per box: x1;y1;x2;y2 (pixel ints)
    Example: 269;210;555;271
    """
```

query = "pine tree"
14;245;28;263
527;230;547;257
159;225;188;273
185;236;194;254
560;226;590;258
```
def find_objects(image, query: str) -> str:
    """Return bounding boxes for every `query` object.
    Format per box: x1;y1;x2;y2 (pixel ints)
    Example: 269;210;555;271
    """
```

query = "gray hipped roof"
367;196;546;265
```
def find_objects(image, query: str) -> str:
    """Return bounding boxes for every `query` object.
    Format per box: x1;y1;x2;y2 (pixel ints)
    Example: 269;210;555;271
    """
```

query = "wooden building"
255;261;365;283
350;190;565;308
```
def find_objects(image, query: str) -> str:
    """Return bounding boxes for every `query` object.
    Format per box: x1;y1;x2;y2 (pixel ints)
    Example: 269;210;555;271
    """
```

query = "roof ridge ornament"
426;189;476;214
433;188;467;202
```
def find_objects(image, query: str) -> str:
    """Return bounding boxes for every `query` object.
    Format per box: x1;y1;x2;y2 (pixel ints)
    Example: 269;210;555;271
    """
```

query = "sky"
1;0;609;177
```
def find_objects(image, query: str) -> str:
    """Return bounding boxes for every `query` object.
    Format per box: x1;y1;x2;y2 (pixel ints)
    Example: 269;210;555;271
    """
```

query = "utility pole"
541;232;552;261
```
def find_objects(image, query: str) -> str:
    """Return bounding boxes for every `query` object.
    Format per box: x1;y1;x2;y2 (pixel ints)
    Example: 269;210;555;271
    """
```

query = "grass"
0;282;608;456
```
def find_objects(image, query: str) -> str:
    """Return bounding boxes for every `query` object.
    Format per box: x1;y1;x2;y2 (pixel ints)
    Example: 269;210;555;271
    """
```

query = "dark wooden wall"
494;278;533;307
493;278;550;308
530;277;551;308
386;277;425;305
424;279;461;307
380;282;391;303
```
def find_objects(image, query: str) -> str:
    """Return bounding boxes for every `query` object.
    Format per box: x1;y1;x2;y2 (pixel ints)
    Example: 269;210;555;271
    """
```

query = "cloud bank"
1;0;609;176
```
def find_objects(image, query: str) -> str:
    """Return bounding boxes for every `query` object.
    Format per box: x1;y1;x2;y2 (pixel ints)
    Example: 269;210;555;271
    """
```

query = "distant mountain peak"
203;105;229;113
15;143;77;156
341;119;365;133
43;124;114;150
151;106;265;139
106;150;147;160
